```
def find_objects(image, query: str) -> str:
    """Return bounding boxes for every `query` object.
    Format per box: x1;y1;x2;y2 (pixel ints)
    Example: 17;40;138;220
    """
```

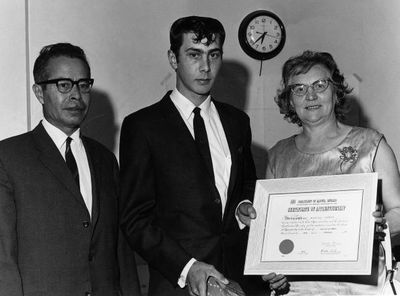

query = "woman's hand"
373;204;387;241
262;272;290;295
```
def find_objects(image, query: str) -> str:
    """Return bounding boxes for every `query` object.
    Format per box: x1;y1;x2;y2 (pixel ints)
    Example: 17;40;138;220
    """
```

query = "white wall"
0;1;28;139
2;0;400;176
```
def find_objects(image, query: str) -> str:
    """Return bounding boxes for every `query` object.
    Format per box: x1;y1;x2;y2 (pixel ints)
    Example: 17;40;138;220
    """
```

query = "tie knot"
193;107;201;116
66;137;72;147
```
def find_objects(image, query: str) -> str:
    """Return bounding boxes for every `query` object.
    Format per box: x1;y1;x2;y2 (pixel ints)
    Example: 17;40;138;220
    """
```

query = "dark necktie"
193;107;214;179
65;137;80;188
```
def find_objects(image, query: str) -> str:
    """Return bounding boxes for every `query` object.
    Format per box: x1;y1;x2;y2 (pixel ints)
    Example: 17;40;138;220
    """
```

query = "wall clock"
238;10;286;61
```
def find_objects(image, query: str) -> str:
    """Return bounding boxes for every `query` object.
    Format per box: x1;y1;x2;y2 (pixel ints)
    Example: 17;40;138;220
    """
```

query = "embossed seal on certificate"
279;239;294;254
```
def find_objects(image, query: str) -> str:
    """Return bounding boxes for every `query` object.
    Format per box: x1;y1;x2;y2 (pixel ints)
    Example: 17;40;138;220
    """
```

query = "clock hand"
253;32;267;44
265;32;279;39
260;32;266;44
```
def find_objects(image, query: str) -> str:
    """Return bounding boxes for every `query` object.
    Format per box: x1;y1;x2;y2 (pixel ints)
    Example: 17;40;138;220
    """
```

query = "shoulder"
350;126;383;140
213;100;249;118
0;131;34;156
122;93;170;127
212;100;250;128
269;135;296;155
82;136;117;164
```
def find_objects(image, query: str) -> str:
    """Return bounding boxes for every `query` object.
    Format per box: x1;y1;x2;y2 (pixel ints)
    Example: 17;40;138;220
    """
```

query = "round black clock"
238;10;286;60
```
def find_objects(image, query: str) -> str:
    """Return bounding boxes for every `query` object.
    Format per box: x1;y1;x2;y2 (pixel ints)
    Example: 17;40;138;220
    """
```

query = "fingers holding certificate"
244;173;378;276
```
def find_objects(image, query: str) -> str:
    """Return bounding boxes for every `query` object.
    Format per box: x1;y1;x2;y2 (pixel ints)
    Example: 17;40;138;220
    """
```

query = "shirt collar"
170;88;212;119
41;117;81;149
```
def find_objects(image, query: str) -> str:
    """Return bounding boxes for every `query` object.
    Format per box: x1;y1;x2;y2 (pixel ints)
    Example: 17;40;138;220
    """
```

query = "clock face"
238;10;286;60
246;15;282;53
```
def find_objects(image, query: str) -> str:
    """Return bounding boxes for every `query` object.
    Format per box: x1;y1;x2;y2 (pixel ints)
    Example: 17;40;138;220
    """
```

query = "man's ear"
168;50;178;70
32;84;45;105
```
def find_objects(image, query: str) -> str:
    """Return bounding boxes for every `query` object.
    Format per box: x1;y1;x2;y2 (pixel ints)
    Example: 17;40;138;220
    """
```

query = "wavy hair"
275;50;352;126
169;16;225;60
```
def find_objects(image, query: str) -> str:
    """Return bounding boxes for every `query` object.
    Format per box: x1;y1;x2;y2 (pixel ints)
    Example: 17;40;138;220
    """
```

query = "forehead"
288;64;331;84
180;32;222;51
46;56;89;78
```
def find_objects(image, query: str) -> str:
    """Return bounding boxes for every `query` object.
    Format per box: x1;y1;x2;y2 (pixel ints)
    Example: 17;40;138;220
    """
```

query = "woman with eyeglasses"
266;50;400;295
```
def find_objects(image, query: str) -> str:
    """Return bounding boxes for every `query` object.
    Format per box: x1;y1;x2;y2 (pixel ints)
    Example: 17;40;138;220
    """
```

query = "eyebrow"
289;78;330;85
185;47;222;54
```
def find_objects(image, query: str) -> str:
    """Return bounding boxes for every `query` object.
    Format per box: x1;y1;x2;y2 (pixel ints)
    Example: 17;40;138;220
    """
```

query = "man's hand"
262;272;290;295
237;201;257;227
187;261;228;296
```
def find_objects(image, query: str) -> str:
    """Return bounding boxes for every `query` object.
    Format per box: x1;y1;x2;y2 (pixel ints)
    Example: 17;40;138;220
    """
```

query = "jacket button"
85;293;91;296
214;198;221;204
82;221;90;228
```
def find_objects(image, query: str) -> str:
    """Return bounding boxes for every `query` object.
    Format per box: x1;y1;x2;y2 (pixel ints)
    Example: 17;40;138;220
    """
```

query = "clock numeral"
262;46;267;51
274;25;278;30
250;25;255;30
274;40;278;44
276;32;280;37
269;44;273;49
255;20;259;24
262;18;266;23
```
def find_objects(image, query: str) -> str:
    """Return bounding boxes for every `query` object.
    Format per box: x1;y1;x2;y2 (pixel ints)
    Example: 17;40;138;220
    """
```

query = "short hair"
275;50;352;126
33;42;91;83
169;16;225;58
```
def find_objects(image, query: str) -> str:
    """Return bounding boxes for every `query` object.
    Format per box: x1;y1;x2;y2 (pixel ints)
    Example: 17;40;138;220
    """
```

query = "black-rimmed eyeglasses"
36;78;94;94
289;78;333;97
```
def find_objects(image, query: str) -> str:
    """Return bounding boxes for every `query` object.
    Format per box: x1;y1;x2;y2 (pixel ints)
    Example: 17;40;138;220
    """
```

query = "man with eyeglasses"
0;43;140;296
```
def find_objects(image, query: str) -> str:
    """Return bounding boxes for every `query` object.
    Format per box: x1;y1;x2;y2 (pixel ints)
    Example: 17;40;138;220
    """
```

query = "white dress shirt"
170;88;232;287
42;118;93;217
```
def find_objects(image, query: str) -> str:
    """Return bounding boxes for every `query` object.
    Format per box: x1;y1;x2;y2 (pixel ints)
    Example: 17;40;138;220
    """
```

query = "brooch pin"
339;146;358;172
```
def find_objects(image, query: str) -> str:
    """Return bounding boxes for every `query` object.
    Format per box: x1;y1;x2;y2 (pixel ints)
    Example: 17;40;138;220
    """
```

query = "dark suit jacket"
120;92;257;295
0;123;123;296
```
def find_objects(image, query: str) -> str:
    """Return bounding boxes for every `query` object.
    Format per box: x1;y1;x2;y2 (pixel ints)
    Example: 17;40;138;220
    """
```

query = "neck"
302;118;340;140
178;90;209;106
175;87;209;106
296;119;350;154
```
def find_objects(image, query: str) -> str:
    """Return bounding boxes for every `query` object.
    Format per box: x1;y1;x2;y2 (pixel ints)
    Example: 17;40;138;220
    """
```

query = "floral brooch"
338;146;358;172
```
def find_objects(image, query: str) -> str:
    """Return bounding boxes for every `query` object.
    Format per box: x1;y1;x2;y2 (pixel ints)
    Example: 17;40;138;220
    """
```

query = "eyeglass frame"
36;78;94;94
288;78;333;97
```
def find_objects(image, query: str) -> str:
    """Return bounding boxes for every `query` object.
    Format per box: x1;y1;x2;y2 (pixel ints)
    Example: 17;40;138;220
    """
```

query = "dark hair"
33;42;91;83
275;50;352;126
169;16;225;58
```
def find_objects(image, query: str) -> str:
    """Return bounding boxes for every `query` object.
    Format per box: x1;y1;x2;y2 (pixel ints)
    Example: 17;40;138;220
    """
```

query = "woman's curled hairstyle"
275;50;352;126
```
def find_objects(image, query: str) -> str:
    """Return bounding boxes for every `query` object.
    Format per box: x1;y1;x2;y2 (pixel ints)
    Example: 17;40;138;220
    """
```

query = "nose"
305;86;317;100
69;83;82;100
200;56;210;72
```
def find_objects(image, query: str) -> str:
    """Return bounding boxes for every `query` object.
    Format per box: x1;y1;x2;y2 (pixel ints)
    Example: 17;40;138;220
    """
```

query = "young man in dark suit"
0;43;140;296
120;16;288;296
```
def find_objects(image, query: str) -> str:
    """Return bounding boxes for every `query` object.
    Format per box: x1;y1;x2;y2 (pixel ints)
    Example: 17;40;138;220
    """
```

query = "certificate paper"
244;173;378;275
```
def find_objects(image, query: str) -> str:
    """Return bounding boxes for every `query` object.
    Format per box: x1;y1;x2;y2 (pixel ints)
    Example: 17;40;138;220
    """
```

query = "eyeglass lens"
291;79;330;96
57;79;92;93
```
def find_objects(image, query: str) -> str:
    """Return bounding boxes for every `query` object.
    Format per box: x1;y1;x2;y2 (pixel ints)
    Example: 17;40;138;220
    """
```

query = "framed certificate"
244;173;378;275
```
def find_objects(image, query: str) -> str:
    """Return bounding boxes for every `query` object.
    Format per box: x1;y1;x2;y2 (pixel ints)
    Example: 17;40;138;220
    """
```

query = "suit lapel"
32;123;88;212
82;138;100;226
159;93;216;182
213;101;239;209
159;93;195;146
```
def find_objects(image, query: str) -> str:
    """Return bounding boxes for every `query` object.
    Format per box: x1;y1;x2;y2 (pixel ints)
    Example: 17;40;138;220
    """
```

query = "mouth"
305;105;321;110
65;106;85;113
196;78;211;85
